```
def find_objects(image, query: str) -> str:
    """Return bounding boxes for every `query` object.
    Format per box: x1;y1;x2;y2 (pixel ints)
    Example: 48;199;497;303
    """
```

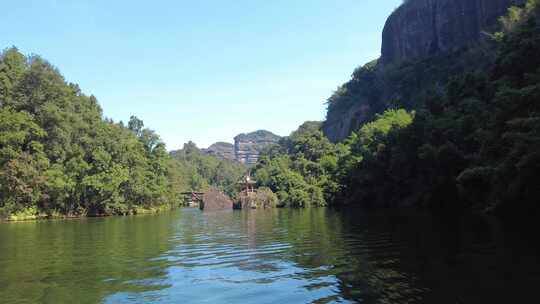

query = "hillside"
254;0;540;216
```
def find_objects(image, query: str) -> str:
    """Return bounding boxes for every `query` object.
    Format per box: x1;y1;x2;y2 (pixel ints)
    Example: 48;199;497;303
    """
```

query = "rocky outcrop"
202;142;235;161
234;130;281;165
324;102;372;143
201;189;233;210
322;60;385;143
381;0;526;65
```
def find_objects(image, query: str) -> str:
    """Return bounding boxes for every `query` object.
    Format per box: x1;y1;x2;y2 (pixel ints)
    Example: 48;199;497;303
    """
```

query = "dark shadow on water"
330;207;540;303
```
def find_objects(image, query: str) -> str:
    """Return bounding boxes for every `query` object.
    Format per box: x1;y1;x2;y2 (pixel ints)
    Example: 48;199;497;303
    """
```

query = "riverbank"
0;205;178;223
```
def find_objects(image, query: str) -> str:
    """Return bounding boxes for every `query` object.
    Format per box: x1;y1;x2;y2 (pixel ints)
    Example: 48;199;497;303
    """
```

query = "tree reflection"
0;213;180;303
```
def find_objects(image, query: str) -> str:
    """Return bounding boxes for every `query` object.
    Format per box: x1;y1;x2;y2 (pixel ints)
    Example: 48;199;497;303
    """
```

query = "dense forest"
254;0;540;217
0;48;245;220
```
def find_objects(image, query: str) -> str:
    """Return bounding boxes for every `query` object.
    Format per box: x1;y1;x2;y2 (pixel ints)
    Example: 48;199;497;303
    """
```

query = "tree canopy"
0;48;245;219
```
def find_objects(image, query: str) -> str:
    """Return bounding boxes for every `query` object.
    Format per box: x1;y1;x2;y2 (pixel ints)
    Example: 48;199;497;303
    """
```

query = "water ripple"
3;208;537;303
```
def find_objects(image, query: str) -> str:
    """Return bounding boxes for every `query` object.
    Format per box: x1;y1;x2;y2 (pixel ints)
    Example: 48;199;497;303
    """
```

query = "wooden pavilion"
238;174;257;195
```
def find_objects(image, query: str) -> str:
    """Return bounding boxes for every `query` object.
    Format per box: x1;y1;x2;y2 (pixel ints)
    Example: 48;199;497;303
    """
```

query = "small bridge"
180;191;204;207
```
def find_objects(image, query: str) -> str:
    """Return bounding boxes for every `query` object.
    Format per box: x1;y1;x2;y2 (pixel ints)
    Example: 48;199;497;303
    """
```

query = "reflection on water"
1;208;539;303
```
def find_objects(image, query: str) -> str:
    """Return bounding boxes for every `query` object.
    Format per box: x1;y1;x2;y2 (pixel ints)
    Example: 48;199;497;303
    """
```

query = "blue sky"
1;0;402;149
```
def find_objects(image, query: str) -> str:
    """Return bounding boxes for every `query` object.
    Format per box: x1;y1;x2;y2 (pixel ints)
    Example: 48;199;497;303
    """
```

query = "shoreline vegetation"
2;204;176;222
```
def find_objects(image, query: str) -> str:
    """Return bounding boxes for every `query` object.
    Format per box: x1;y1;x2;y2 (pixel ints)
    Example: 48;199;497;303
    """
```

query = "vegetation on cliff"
337;1;540;215
255;1;540;216
234;130;281;165
234;130;281;144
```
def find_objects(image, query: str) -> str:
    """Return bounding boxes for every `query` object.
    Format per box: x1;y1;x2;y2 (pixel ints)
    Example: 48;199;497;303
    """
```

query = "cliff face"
324;102;373;143
323;0;524;142
234;130;281;165
381;0;525;65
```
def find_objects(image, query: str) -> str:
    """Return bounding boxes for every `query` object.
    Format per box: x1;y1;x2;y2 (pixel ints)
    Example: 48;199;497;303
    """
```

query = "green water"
0;208;538;303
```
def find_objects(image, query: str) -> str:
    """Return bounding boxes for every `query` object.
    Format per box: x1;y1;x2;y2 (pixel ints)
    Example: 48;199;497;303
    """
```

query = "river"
1;208;539;303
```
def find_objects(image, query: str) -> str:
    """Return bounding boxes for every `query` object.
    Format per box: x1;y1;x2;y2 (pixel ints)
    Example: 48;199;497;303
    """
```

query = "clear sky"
1;0;402;150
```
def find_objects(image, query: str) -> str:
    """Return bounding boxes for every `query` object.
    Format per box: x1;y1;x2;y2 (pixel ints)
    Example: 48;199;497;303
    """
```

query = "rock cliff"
234;130;281;165
381;0;526;65
323;0;525;142
324;101;373;143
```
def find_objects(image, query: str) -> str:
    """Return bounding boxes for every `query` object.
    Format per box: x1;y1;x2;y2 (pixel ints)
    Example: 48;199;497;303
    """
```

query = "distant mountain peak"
234;130;281;165
202;142;235;161
234;130;281;143
199;130;281;165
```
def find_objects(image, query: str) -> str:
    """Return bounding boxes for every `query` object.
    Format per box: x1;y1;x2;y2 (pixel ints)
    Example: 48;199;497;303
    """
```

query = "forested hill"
253;0;540;217
0;48;245;220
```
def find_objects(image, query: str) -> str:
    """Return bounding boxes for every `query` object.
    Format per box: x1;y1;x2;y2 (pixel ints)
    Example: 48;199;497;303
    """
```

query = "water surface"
1;208;538;303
